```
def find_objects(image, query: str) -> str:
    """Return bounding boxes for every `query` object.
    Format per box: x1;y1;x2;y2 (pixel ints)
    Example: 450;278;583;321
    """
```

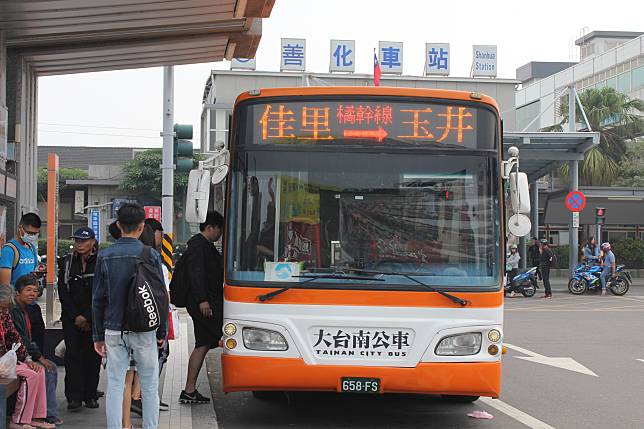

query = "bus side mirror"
186;169;211;223
509;172;530;214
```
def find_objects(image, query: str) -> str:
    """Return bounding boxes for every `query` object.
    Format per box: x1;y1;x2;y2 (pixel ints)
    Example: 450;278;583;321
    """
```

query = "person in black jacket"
527;237;542;280
539;239;555;299
179;211;224;405
58;227;101;411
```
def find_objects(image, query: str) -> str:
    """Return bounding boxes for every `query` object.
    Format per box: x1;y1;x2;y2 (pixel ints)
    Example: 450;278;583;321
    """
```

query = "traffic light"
173;123;194;173
595;207;606;225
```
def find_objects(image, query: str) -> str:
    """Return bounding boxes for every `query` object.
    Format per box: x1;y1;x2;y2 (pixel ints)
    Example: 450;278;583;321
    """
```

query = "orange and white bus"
197;86;528;401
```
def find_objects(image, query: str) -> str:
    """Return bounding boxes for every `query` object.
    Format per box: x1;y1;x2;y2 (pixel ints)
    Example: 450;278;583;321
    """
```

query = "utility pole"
568;86;579;275
161;66;174;274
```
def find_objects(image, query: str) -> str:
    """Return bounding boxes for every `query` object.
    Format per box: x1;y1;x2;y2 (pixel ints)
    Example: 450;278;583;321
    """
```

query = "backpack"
124;246;169;333
169;247;191;308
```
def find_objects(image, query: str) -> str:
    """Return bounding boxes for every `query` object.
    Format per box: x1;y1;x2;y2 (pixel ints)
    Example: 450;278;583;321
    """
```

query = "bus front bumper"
222;355;501;397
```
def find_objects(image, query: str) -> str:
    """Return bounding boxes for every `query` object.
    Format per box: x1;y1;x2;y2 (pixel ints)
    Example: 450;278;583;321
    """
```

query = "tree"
119;149;199;194
37;167;88;201
543;87;644;186
615;139;644;187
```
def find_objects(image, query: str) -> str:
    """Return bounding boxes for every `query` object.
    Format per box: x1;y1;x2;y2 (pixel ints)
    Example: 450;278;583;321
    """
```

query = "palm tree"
542;87;644;186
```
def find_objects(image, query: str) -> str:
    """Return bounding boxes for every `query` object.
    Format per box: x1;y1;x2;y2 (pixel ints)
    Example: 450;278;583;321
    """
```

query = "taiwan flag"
373;49;381;86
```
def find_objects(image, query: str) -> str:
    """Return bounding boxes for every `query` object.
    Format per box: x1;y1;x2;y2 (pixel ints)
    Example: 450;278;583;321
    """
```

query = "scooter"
505;267;539;297
568;262;632;296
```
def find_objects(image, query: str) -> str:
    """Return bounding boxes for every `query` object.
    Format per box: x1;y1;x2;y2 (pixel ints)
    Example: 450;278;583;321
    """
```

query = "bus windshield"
228;150;501;289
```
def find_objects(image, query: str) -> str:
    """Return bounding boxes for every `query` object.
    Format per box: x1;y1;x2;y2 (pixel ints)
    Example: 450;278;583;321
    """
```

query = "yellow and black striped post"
161;232;174;279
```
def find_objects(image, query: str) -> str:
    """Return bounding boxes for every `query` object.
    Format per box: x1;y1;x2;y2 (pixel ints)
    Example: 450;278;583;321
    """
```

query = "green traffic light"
174;124;193;140
173;123;194;172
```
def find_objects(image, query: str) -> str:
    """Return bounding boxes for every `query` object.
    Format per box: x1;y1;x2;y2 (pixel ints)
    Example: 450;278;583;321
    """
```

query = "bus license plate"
340;377;380;394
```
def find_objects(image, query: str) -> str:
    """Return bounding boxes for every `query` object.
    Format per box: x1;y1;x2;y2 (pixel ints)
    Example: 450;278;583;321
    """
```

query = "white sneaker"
509;291;516;298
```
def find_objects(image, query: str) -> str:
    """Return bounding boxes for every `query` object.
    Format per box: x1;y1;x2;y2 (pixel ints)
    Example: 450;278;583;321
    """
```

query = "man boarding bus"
187;87;530;401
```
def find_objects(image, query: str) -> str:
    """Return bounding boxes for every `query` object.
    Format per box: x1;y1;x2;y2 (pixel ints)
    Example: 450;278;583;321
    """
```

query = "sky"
37;0;643;148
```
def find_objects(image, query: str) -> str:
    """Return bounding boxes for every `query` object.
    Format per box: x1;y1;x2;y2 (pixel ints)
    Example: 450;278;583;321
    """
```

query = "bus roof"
234;86;500;112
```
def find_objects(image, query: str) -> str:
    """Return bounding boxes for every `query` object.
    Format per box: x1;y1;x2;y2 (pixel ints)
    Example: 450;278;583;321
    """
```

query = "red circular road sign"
565;191;587;212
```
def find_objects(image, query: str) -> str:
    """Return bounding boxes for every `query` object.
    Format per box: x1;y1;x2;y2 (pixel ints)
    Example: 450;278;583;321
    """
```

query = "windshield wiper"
257;274;385;302
354;269;469;307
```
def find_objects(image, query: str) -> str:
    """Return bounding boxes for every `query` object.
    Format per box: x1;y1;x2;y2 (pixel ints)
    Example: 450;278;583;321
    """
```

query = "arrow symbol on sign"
343;126;388;142
505;343;598;377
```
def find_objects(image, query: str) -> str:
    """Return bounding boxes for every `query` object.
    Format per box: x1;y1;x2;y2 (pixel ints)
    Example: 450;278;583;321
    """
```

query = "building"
200;70;521;154
36;146;156;242
514;31;644;245
515;31;644;132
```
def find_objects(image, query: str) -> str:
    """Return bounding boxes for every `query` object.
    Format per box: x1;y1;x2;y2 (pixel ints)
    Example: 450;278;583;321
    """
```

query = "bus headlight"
242;327;288;351
223;323;237;336
435;332;482;356
488;329;501;343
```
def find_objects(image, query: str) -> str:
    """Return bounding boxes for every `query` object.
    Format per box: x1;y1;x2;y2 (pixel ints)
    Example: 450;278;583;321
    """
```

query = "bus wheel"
441;395;480;403
252;391;284;401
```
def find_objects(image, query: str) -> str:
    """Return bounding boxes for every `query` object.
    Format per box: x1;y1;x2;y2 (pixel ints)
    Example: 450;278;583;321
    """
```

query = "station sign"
472;45;497;77
378;41;403;74
329;40;355;73
425;43;450;76
231;58;256;70
281;38;306;71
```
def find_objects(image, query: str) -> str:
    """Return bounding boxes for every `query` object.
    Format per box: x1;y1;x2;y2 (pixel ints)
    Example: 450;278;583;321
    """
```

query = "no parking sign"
565;191;586;213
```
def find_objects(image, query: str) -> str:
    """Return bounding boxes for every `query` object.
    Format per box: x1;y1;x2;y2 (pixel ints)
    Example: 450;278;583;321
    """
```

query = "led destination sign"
245;99;495;149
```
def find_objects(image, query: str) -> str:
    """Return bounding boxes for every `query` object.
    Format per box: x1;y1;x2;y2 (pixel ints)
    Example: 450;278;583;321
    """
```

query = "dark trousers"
27;303;46;352
541;266;552;296
62;316;101;401
531;262;542;280
508;268;519;292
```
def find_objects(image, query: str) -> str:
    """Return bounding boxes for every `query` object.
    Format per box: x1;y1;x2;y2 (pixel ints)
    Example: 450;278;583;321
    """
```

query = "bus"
190;86;529;401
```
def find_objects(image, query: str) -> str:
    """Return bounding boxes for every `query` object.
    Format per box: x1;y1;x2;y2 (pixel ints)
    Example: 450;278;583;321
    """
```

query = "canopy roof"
503;132;599;182
0;0;274;75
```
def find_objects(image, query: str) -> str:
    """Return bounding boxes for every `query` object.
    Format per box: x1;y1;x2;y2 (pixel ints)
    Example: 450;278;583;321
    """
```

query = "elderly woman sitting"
0;283;54;429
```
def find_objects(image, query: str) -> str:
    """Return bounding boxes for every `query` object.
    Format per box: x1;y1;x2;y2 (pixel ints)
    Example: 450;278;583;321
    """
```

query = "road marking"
479;397;556;429
505;343;598;377
636;359;644;363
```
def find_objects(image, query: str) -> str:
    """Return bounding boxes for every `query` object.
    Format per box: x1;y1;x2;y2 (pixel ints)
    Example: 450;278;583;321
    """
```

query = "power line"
39;122;160;132
39;129;160;139
39;129;201;141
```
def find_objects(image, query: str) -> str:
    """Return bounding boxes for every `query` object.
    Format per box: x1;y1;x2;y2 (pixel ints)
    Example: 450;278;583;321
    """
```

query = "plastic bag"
55;340;66;359
0;343;20;379
168;309;180;341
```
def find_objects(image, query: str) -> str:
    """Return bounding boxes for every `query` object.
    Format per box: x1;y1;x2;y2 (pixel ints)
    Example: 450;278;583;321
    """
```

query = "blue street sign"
90;210;101;243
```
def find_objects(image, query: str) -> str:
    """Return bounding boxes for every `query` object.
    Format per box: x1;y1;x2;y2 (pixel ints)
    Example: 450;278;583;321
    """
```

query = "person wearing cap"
58;226;101;412
539;239;555;299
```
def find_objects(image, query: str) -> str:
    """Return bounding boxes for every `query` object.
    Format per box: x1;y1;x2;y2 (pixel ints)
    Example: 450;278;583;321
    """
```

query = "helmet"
601;242;611;251
540;238;548;245
510;244;518;250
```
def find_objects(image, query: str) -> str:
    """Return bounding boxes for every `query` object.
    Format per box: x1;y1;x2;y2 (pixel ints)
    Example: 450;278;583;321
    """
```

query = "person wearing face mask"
57;227;101;412
0;213;42;287
0;213;46;355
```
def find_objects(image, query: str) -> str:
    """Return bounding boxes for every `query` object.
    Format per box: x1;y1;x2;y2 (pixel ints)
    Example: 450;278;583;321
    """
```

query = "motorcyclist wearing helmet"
600;242;616;296
506;244;521;297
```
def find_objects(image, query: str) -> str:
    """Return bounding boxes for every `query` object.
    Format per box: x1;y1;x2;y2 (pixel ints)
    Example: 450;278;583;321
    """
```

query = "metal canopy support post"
531;182;539;239
161;66;174;237
568;85;578;276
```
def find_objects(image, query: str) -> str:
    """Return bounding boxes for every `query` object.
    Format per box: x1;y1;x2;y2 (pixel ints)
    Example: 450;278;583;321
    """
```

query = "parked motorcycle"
505;266;539;297
568;262;632;296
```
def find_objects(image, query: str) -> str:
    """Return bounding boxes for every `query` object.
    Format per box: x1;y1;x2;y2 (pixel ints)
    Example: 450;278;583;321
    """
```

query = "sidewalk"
52;311;218;429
